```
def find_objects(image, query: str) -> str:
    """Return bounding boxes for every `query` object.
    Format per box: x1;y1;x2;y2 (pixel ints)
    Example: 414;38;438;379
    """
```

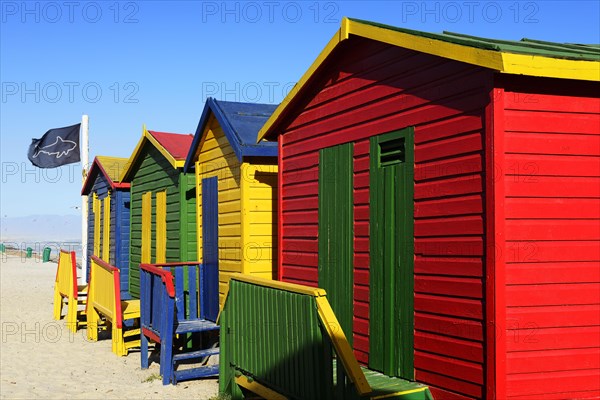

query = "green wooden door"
318;142;354;345
369;127;415;379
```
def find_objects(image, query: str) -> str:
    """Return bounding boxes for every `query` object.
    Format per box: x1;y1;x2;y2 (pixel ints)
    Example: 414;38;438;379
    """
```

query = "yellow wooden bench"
86;256;140;356
53;250;87;333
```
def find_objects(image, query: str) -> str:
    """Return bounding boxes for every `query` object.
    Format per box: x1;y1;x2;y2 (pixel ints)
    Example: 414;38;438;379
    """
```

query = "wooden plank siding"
128;143;196;298
86;188;95;281
86;173;110;279
180;172;198;262
112;190;130;297
195;116;278;308
241;162;278;280
109;193;118;266
497;77;600;399
84;167;130;298
196;115;243;305
278;37;492;399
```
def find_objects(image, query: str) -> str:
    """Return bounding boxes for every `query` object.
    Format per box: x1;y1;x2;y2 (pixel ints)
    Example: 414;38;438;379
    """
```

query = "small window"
379;137;405;166
186;187;196;201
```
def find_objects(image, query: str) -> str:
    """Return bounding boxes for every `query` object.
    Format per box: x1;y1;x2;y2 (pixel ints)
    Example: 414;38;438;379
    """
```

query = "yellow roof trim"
353;20;599;81
257;17;599;141
120;126;182;182
194;114;216;167
348;18;505;71
119;129;145;182
502;53;600;81
257;28;343;142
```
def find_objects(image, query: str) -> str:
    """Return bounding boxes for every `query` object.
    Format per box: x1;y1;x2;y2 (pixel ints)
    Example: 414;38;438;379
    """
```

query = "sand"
0;254;219;399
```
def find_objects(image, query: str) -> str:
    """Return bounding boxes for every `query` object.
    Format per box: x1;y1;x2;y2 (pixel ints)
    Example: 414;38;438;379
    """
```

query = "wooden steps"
172;347;219;362
175;319;219;334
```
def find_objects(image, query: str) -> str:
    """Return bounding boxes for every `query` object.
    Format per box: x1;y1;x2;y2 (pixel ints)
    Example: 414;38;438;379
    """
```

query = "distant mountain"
0;214;81;242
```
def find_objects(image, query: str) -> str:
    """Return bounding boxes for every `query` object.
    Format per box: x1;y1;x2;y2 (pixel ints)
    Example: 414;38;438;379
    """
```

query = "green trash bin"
0;244;5;253
26;247;33;258
43;247;51;263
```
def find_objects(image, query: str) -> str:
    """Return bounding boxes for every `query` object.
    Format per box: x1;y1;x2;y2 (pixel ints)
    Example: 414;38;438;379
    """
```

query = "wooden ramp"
219;275;432;400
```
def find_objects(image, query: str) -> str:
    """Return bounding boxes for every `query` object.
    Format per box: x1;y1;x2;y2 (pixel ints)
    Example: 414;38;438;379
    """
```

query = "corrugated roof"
184;98;278;171
96;156;129;182
351;18;600;61
148;130;194;160
214;100;278;148
81;156;130;195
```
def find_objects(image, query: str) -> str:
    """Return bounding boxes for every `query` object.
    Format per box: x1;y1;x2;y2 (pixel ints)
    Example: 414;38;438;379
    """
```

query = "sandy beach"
0;253;218;399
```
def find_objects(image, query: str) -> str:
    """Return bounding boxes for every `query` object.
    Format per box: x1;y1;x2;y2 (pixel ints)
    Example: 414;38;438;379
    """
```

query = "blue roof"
184;98;278;171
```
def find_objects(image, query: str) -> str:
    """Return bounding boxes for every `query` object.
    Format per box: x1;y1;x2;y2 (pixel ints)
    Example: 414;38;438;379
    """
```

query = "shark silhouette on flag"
32;136;78;159
28;123;81;168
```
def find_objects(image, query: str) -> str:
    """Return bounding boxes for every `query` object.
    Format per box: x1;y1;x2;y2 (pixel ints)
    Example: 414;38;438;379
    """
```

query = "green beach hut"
120;127;196;298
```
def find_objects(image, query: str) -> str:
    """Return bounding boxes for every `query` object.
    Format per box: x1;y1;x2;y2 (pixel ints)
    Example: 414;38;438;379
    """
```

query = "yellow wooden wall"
196;115;242;305
195;115;277;306
241;164;277;279
92;193;112;263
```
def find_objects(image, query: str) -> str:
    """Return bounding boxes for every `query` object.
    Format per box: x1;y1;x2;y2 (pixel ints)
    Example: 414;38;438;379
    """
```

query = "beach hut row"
77;99;280;381
74;17;599;400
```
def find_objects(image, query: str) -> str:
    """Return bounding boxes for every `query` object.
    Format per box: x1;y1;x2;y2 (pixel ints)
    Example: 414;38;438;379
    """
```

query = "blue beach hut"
81;156;131;298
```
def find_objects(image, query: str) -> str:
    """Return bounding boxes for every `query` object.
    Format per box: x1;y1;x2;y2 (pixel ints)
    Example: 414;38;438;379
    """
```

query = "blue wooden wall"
85;173;130;298
86;173;110;280
113;190;131;299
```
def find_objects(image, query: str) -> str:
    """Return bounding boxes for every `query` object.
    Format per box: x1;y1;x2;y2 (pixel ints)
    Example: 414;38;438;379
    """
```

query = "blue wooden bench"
140;262;220;385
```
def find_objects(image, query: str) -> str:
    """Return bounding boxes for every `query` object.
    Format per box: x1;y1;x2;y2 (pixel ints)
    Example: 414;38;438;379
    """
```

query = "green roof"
349;18;600;61
258;17;600;142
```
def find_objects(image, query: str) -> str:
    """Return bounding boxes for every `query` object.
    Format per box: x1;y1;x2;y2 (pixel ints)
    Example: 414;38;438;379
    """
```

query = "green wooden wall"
128;143;197;298
318;143;354;346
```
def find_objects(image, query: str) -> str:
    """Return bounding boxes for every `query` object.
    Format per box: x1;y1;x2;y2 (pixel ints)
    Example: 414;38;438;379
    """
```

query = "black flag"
28;123;81;168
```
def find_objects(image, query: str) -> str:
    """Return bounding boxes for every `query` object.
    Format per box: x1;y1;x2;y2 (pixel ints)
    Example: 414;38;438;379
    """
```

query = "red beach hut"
257;18;600;400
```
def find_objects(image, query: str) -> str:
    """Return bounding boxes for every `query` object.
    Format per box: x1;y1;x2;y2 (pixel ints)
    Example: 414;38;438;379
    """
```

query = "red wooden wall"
278;36;493;399
494;77;600;399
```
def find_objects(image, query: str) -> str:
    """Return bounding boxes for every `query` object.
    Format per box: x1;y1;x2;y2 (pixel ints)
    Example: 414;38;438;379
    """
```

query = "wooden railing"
219;275;432;400
219;275;370;399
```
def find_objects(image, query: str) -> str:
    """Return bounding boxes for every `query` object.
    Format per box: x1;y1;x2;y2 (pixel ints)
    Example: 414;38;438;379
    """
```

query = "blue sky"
1;0;599;218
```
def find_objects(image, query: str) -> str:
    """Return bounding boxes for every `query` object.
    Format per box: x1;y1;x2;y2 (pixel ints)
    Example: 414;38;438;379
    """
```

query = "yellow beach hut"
183;98;278;320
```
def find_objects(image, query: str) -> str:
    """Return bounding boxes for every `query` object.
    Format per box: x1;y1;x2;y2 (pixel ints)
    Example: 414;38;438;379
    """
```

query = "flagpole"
80;115;89;284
